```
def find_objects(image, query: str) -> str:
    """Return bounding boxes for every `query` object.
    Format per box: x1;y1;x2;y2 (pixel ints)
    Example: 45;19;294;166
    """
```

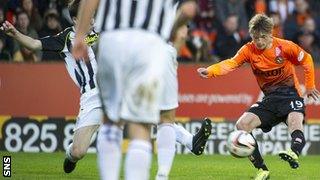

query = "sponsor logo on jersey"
275;46;284;64
253;66;285;77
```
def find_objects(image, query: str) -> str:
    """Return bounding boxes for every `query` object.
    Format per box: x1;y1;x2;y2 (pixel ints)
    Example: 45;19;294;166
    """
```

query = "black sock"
291;130;306;156
248;133;268;171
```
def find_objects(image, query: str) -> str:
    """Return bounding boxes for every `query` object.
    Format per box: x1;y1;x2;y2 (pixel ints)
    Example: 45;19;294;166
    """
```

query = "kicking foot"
279;149;299;169
254;169;270;180
63;158;77;173
191;118;212;155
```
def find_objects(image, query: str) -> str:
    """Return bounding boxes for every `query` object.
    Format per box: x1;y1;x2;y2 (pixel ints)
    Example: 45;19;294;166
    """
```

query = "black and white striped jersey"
40;27;99;94
95;0;182;40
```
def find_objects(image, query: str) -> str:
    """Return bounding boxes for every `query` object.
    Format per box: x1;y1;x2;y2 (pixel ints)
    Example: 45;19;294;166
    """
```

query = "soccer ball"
227;130;256;158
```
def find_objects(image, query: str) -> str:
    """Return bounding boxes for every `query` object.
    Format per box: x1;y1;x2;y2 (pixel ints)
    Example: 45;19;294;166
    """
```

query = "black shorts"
247;87;305;133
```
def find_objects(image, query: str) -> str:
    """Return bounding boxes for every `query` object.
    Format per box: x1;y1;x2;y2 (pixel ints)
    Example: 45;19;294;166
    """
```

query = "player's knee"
71;144;87;160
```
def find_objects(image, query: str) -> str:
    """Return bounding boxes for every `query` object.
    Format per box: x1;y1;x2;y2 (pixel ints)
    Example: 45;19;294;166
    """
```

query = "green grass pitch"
1;151;319;179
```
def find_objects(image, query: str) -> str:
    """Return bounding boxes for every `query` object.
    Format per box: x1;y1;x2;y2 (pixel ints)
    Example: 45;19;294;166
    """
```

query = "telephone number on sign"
1;118;97;152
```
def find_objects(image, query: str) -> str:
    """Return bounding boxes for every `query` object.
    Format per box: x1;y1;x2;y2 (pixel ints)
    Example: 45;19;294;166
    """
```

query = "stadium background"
0;0;319;156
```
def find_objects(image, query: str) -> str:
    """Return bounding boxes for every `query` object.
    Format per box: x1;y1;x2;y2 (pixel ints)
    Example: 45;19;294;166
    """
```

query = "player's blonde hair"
249;14;274;35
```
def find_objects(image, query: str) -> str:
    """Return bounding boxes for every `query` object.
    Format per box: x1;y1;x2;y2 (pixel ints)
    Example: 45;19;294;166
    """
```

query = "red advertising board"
0;63;79;116
177;65;259;119
0;63;319;120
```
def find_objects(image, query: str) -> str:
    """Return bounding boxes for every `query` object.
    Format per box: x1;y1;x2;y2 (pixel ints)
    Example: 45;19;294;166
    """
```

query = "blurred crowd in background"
0;0;320;64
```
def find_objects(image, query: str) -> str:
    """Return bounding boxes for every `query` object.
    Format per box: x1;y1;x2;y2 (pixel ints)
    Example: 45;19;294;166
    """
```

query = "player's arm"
72;0;99;60
171;0;196;51
172;25;188;51
1;21;42;51
300;55;319;101
171;0;197;41
197;46;249;78
288;42;319;101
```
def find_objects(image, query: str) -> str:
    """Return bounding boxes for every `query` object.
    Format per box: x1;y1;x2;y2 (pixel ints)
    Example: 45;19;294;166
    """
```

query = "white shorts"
75;88;103;131
97;30;170;124
75;107;103;131
79;88;102;110
160;44;179;110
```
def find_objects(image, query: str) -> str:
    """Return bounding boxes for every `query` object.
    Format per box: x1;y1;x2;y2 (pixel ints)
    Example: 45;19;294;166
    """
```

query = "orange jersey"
207;37;315;96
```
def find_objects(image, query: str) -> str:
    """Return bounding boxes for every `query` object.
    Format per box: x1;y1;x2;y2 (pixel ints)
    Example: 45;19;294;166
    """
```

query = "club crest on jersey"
84;33;99;46
275;46;284;64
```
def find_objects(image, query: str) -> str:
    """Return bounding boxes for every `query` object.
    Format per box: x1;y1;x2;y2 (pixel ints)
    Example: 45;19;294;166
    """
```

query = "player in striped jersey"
73;0;198;179
2;1;207;178
156;2;212;179
1;0;103;174
156;25;212;180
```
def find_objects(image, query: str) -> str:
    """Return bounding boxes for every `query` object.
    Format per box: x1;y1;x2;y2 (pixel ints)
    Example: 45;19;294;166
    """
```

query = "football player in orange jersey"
198;14;319;180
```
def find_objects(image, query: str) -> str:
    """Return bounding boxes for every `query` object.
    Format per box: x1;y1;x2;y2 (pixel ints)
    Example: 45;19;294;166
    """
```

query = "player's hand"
197;67;209;78
72;36;89;61
0;21;18;37
305;88;320;101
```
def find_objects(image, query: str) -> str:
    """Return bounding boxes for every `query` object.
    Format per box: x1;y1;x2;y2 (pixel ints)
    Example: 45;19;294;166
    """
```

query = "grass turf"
1;151;319;179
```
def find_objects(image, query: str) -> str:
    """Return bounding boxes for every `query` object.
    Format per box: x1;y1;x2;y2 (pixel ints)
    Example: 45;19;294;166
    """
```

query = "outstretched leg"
64;124;100;173
156;112;212;180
